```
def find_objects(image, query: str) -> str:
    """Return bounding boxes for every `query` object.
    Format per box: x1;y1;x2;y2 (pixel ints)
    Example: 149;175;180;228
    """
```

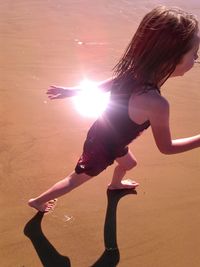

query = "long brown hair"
113;6;198;90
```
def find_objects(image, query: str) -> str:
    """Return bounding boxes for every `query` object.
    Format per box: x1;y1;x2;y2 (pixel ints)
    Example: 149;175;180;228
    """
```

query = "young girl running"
29;6;200;212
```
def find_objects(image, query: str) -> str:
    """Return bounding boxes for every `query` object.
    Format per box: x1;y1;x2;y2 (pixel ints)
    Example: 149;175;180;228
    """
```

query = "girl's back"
95;79;156;148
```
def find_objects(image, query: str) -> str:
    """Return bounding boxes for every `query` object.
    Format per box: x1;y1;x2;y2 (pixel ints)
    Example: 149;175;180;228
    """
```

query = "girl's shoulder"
144;89;168;106
131;87;168;106
130;88;169;116
141;89;169;119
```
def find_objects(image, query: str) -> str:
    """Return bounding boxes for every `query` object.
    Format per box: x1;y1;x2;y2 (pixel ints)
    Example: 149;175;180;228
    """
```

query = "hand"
46;86;75;100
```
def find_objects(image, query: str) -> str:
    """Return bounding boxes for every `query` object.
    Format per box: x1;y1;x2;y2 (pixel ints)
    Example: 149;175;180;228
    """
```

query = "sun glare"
73;79;110;118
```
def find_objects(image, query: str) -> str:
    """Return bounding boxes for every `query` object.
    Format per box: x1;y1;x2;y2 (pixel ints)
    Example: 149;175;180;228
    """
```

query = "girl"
29;6;200;212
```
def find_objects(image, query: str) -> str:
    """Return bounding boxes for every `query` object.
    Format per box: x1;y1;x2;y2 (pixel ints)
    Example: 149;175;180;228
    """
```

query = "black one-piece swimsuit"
75;82;157;176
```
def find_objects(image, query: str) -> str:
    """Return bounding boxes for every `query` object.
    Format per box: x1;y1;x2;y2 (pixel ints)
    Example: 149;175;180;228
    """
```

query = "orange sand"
0;1;200;266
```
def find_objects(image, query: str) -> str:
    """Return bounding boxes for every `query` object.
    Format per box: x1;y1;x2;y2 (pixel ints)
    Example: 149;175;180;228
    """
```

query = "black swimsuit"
75;81;157;176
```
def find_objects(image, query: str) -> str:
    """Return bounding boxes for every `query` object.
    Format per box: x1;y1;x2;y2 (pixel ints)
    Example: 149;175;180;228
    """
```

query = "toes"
108;181;139;190
43;200;57;212
28;197;58;213
122;179;138;185
122;180;139;187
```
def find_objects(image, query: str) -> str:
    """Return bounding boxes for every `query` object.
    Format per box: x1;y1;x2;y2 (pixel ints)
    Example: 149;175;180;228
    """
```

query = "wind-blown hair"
113;6;198;89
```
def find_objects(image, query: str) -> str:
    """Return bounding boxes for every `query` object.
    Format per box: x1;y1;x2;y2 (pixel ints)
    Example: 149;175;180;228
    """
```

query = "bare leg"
28;172;92;212
108;150;139;190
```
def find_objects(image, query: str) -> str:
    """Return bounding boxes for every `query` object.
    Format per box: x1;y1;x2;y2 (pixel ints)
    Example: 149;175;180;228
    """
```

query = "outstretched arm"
97;77;115;92
46;85;81;100
47;78;114;100
149;96;200;154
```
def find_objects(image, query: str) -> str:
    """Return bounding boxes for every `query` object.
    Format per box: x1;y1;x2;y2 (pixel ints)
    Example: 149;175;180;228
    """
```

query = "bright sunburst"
73;79;110;118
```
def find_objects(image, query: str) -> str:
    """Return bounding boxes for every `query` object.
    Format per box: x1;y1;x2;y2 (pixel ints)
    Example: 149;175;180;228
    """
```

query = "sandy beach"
0;1;200;266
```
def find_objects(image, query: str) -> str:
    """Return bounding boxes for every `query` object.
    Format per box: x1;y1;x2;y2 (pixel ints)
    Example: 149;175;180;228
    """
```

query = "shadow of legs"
91;188;137;267
24;212;71;267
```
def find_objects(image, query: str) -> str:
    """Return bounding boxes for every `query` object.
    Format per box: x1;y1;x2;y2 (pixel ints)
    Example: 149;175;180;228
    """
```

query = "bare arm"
149;96;200;154
97;77;115;92
46;85;81;99
47;78;114;100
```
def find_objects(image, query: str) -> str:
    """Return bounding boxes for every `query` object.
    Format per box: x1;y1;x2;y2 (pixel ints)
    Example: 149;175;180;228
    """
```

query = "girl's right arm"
97;77;115;92
149;95;200;154
46;85;81;100
47;78;114;100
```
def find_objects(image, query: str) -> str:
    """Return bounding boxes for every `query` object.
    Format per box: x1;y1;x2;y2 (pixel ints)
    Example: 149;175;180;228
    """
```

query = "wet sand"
0;1;200;266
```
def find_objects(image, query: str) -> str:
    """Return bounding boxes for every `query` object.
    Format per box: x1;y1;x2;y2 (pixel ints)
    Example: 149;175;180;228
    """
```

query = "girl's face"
172;33;200;77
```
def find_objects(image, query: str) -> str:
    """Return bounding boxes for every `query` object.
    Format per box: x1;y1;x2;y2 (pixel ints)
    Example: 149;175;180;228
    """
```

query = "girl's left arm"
149;96;200;154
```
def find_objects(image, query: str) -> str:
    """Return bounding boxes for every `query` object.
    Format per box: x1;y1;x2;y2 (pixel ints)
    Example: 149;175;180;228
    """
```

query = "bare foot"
108;179;139;190
28;198;57;213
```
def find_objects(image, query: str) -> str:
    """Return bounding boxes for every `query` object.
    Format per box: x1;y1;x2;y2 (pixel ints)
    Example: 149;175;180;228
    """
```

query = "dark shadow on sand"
91;188;137;267
24;212;71;267
24;188;136;267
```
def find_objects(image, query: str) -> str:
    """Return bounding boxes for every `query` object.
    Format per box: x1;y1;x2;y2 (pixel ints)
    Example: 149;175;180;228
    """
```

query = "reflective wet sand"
0;1;200;266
